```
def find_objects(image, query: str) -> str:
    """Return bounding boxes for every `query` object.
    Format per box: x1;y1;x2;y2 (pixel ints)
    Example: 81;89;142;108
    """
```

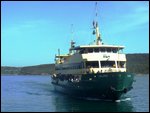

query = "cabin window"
101;61;116;68
117;61;126;68
88;48;93;53
86;61;99;68
112;49;117;53
107;48;111;53
100;48;105;53
94;48;99;53
79;49;84;54
84;49;88;53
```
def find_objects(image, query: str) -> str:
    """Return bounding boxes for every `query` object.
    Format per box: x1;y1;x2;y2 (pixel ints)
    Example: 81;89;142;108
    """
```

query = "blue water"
1;75;149;112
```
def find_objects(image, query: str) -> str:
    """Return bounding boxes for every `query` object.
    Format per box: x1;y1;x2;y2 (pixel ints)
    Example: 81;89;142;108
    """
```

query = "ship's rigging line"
70;24;74;41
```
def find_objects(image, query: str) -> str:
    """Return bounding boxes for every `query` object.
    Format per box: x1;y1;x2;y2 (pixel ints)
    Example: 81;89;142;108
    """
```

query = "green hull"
51;72;134;100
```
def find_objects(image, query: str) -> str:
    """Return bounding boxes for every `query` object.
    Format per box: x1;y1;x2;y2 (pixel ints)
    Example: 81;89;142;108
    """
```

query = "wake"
115;98;131;102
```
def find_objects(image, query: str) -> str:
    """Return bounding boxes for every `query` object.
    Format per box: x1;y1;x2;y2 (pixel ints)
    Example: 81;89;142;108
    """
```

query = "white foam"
115;100;121;102
125;97;131;101
115;98;131;102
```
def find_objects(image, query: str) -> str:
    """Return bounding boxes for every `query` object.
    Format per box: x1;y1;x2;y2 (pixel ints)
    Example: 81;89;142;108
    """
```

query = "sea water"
1;74;149;112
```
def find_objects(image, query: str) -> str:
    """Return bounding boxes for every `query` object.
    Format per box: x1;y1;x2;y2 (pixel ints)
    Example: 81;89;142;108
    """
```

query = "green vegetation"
1;64;55;75
126;53;149;74
1;66;21;75
1;53;149;75
18;64;55;75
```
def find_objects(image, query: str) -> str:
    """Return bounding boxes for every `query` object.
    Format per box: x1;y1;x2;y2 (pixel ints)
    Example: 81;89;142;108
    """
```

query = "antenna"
58;49;60;56
71;24;74;41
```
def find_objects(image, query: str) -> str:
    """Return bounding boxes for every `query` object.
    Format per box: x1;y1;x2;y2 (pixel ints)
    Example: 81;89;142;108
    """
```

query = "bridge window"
112;49;117;53
86;61;99;68
100;48;105;53
107;48;111;53
94;48;99;52
101;61;116;68
88;48;93;53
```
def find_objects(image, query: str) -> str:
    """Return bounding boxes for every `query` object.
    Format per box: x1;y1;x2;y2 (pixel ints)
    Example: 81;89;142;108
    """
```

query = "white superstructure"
55;43;126;75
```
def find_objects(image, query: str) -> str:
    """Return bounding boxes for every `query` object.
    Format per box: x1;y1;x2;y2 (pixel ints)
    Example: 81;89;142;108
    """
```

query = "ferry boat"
51;2;134;101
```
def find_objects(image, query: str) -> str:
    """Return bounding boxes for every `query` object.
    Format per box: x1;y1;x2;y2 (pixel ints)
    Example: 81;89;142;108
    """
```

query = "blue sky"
1;1;149;66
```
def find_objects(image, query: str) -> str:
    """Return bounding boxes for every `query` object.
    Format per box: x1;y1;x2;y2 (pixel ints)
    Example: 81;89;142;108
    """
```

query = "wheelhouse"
72;45;125;54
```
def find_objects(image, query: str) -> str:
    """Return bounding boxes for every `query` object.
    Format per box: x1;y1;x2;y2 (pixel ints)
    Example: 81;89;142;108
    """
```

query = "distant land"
1;53;149;75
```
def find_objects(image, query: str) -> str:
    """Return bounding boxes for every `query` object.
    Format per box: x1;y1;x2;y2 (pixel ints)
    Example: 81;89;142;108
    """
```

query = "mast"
69;40;75;54
93;2;102;45
69;24;75;54
58;49;61;63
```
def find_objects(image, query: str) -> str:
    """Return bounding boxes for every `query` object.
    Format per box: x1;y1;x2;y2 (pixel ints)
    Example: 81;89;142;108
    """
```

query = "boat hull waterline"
51;72;134;100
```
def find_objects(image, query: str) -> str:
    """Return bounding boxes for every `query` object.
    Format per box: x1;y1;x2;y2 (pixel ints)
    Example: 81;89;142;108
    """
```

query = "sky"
1;1;149;67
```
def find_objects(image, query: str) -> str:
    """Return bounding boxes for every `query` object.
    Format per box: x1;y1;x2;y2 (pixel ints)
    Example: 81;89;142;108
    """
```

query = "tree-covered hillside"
1;64;55;75
126;53;149;74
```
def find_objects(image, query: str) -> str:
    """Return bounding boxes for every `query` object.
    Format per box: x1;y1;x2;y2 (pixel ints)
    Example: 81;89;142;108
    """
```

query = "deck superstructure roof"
72;44;125;50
